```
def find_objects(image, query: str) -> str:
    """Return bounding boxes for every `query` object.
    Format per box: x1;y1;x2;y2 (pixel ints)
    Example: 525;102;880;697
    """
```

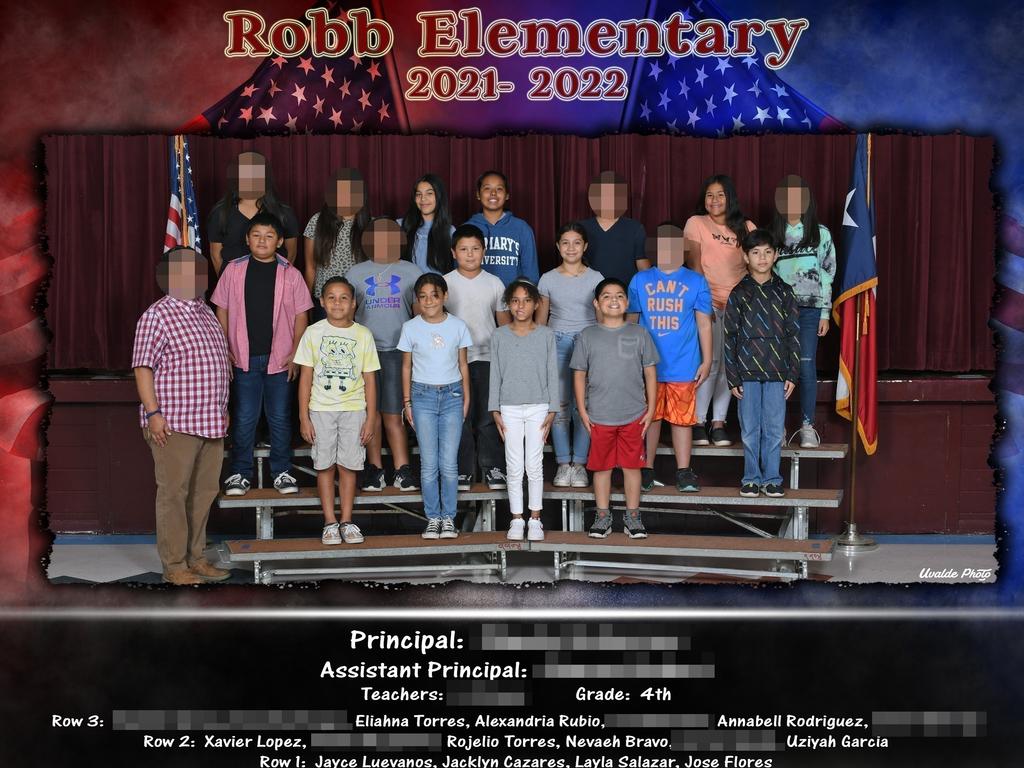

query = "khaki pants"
145;430;224;575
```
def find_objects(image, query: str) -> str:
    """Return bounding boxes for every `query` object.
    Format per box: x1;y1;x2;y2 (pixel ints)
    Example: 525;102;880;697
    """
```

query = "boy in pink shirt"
211;213;313;496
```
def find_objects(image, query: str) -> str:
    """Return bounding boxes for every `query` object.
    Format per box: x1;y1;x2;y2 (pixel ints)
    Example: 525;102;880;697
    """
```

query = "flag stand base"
833;523;879;556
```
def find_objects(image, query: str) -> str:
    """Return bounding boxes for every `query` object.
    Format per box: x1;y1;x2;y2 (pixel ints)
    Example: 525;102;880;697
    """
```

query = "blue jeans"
797;307;820;425
737;380;785;487
411;381;464;520
551;331;590;464
229;354;293;480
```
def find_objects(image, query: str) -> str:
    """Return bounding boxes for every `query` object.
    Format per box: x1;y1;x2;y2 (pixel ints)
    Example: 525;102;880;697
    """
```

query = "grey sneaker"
341;522;365;544
485;467;507;490
588;510;612;538
273;471;298;494
321;523;341;545
439;517;459;539
623;510;648;539
422;519;441;539
552;464;573;487
224;474;250;496
798;422;821;448
570;463;590;488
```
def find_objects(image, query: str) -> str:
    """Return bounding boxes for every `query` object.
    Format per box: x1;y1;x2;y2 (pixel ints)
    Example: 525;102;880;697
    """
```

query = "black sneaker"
223;474;250;496
457;474;473;491
393;464;419;491
710;426;732;446
739;483;760;498
692;424;710;446
361;464;386;492
485;467;507;490
623;510;648;539
763;483;785;498
676;467;700;493
273;471;298;495
640;467;663;492
588;511;612;538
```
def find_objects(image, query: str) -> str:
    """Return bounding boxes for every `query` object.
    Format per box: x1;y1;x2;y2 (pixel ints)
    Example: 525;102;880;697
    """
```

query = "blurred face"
704;182;728;221
594;284;627;320
417;283;446;319
415;181;437;218
233;153;267;199
775;176;810;220
361;219;406;263
646;225;686;272
477;175;508;213
557;229;588;265
157;248;208;300
327;170;365;218
588;179;628;219
744;243;777;278
321;282;356;323
507;287;536;322
247;224;283;261
453;236;484;273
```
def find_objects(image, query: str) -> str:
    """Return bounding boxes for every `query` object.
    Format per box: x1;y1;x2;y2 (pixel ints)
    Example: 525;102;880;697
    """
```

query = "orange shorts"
653;381;698;426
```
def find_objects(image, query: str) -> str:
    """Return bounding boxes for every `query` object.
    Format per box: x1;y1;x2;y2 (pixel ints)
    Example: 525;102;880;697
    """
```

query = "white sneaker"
552;464;573;487
341;522;364;544
570;463;589;488
798;422;821;448
527;517;545;541
321;523;341;545
507;516;526;541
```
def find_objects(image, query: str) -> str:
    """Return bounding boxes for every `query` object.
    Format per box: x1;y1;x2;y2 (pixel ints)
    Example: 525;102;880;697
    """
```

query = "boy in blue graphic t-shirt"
627;223;713;494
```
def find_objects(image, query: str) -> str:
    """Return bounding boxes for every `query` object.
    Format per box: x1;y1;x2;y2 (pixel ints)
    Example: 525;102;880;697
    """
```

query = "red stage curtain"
44;133;995;372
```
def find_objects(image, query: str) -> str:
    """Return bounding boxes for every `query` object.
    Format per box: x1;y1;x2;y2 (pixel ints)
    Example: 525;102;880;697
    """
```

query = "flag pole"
834;291;877;554
176;136;189;246
834;133;878;556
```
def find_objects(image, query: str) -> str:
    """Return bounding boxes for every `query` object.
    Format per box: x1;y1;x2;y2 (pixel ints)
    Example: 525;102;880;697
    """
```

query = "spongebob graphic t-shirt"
346;259;422;351
627;266;713;383
293;320;381;411
397;314;472;386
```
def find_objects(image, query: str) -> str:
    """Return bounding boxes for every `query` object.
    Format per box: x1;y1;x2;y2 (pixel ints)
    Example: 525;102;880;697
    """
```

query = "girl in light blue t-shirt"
397;273;471;538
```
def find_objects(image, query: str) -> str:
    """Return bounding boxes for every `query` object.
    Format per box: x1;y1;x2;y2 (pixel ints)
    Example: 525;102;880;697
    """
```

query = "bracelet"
145;408;162;419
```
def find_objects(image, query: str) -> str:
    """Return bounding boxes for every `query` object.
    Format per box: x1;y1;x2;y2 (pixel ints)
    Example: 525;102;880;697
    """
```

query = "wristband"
145;408;162;419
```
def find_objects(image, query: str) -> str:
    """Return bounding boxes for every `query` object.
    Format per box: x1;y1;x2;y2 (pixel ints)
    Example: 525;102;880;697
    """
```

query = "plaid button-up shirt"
132;295;231;438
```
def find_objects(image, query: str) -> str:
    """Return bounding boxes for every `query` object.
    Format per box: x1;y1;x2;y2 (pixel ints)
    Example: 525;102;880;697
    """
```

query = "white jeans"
500;403;549;517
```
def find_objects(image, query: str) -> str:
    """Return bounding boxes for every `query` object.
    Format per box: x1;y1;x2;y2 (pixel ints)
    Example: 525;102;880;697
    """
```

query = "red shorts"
653;381;698;426
587;416;647;472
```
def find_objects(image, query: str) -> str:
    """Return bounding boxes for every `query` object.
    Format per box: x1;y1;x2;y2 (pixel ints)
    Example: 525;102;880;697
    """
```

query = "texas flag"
834;134;878;455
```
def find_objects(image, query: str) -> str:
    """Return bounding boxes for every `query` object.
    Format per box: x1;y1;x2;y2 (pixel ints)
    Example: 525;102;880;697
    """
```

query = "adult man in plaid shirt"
133;247;232;585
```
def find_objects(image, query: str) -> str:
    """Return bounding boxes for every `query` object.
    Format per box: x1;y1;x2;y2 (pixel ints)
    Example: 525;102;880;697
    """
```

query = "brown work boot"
189;560;231;582
163;569;204;586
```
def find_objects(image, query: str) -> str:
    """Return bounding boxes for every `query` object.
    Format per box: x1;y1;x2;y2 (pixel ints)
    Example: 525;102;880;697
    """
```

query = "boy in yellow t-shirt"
295;276;381;545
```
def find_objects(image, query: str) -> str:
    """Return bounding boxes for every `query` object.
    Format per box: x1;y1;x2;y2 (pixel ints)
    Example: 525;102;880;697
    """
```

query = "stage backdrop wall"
44;133;995;373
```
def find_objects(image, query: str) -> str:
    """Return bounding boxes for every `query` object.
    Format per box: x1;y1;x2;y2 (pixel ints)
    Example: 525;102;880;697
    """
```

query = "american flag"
164;135;202;253
190;2;404;136
622;0;842;136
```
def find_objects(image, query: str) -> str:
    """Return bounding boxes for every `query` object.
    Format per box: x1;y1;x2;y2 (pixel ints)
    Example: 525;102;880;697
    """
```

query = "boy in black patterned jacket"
724;229;800;498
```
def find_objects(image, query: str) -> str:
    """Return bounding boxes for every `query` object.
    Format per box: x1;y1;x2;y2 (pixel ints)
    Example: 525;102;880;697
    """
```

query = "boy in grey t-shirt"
571;278;659;538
